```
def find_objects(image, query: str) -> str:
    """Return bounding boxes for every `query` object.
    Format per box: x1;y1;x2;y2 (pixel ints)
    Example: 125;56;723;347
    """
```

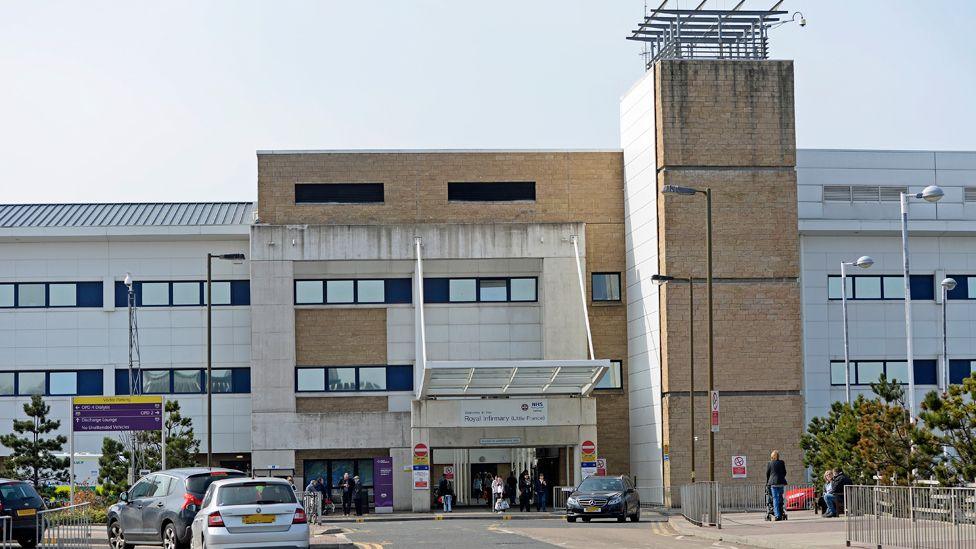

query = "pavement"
312;507;568;523
668;510;861;549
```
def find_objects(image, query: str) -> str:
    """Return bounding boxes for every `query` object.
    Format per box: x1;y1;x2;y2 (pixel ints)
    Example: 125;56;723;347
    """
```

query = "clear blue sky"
2;1;974;203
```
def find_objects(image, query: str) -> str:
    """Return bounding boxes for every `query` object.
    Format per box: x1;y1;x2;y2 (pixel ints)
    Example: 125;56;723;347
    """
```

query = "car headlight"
608;495;622;504
567;497;579;506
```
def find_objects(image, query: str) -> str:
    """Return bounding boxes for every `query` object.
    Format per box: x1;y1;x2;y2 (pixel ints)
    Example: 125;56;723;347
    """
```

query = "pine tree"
0;395;70;488
130;400;200;470
919;374;976;485
97;437;130;497
800;397;871;484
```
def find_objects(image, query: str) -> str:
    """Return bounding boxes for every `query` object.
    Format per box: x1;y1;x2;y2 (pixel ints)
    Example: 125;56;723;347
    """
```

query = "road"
340;518;759;548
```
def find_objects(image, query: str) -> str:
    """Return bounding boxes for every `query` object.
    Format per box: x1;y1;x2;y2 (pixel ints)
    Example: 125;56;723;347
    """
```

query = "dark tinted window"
448;182;535;202
186;471;247;495
0;482;42;506
295;183;384;204
217;483;296;506
577;477;623;492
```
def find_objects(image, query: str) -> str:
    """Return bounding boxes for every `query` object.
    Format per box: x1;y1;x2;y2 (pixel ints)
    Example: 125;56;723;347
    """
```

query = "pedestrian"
285;476;296;491
518;472;532;512
305;477;318;494
353;475;365;516
340;473;354;516
473;475;483;504
826;468;851;518
766;450;788;521
821;470;835;516
534;473;548;512
492;475;505;512
482;473;491;503
437;473;454;512
506;471;517;506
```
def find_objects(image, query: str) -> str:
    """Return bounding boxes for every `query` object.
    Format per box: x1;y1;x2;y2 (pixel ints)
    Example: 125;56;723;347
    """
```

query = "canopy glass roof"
419;360;610;398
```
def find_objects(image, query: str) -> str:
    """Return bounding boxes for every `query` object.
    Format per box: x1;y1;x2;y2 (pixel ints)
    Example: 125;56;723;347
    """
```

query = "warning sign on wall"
731;455;747;479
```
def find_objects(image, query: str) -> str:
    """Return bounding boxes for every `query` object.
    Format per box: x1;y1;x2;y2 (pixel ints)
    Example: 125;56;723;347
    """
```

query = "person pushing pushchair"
765;450;788;521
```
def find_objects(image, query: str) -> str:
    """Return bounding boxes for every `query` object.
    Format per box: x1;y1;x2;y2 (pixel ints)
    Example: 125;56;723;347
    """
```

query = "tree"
97;437;130;497
801;397;872;484
131;400;200;471
0;395;70;488
919;374;976;485
855;374;940;485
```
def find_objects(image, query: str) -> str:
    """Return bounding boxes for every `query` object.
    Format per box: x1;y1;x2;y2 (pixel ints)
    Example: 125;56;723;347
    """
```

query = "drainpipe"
570;235;595;360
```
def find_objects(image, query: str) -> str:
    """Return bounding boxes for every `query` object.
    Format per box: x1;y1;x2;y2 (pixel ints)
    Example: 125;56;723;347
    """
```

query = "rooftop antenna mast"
124;273;143;482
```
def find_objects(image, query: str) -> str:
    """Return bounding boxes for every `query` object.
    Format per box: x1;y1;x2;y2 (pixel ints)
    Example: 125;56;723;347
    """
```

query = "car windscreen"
0;482;43;507
217;483;296;506
185;472;246;495
577;478;624;492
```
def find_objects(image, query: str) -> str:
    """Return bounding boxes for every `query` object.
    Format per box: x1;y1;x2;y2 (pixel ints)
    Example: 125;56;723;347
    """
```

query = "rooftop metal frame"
627;1;788;68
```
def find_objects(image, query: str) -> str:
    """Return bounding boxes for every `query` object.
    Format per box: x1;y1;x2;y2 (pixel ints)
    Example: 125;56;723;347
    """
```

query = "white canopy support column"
414;236;428;397
570;235;595;360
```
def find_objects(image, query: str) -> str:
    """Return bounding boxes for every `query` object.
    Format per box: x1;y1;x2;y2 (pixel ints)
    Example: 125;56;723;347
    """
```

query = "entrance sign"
479;437;521;446
710;391;720;433
732;455;747;479
72;396;163;432
459;399;548;427
373;458;394;513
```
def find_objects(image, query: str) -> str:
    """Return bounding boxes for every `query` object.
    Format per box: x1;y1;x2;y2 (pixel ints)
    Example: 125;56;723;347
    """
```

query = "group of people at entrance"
305;472;366;516
469;471;549;513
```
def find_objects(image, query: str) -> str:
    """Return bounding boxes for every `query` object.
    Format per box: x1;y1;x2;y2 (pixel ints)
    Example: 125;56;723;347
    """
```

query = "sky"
2;0;975;203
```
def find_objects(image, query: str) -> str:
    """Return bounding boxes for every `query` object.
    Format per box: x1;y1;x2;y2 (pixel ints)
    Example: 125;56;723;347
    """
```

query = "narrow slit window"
448;182;536;202
295;183;384;204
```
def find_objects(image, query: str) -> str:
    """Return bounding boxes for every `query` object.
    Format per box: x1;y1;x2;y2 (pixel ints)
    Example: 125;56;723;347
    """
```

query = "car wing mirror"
119;492;129;503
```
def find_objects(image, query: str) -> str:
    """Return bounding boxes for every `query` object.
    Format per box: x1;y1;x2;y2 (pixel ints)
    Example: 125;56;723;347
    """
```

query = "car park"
190;476;309;549
107;468;246;549
565;475;640;523
0;479;46;548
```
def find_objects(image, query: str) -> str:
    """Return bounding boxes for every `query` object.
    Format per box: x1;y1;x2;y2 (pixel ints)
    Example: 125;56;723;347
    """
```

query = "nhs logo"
530;401;545;411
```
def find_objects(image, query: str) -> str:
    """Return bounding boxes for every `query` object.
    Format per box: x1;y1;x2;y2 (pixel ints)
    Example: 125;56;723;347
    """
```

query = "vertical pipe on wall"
570;235;595;360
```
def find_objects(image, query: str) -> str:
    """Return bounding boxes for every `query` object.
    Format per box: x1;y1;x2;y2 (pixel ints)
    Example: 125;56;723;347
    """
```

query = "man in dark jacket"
766;450;788;521
506;472;518;507
340;473;354;516
825;469;852;517
518;472;533;512
352;475;365;516
437;474;454;512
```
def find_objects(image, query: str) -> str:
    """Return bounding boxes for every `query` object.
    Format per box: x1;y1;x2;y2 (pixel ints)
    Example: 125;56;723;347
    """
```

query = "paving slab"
669;510;865;549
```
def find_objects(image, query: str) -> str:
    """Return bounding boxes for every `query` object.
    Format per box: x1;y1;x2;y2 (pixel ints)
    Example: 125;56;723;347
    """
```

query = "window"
48;372;77;395
448;182;536;202
296;366;413;393
147;476;172;498
18;372;45;395
822;185;906;203
326;280;355;304
0;372;14;395
295;281;324;304
949;360;976;385
173;370;202;393
210;369;233;393
48;284;77;307
295;183;384;204
827;275;934;301
329;368;357;392
172;283;201;306
358;368;386;391
357;280;385;303
141;283;169;306
478;279;507;302
18;284;45;307
830;360;938;386
595;360;622;390
208;282;231;305
129;478;154;499
116;368;249;395
448;279;477;302
592;273;621;302
945;276;976;300
303;459;375;494
0;285;12;307
142;370;171;394
510;278;537;302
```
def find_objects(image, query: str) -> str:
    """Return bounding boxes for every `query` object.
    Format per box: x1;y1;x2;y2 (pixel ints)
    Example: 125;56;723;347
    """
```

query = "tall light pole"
900;185;944;416
840;256;874;404
662;184;713;481
652;274;696;483
206;253;246;468
940;278;957;393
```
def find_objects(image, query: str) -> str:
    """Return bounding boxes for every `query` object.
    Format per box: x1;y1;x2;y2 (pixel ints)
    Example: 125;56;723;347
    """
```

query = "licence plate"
17;509;37;517
242;514;276;525
584;506;601;513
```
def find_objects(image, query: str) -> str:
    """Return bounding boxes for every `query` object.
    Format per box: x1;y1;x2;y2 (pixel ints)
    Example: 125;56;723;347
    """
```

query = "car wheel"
582;517;591;523
630;509;640;522
108;521;134;549
162;522;179;549
16;538;37;549
567;516;577;523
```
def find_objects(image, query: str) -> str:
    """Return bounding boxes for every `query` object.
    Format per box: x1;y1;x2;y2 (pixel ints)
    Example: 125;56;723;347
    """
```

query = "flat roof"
256;148;624;155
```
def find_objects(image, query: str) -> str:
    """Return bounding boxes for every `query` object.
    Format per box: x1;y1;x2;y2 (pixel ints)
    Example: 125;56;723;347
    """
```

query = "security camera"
799;17;807;27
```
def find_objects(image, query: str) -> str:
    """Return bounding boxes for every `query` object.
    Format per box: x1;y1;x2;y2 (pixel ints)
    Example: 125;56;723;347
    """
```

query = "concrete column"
574;425;598;487
541;256;588;359
390;447;412;512
410;427;431;512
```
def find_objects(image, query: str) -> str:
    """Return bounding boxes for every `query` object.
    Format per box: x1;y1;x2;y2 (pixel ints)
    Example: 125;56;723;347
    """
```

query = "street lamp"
206;253;246;468
661;184;714;482
840;256;874;404
900;185;944;416
940;278;957;392
652;274;696;483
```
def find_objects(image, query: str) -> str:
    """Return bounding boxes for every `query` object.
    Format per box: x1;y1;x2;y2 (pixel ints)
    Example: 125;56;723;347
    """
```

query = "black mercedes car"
566;475;640;523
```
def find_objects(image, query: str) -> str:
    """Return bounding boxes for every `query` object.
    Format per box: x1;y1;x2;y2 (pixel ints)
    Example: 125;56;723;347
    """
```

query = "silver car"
189;477;309;549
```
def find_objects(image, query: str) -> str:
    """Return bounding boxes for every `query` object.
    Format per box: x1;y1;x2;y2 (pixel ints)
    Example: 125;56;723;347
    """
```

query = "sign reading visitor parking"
710;391;720;433
460;399;548;427
731;455;747;479
72;396;163;432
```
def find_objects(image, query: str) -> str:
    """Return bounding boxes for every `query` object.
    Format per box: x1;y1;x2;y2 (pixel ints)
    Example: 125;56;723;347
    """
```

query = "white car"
190;477;310;549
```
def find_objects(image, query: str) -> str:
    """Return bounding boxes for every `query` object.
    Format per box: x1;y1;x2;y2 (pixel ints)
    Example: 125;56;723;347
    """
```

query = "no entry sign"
581;440;596;456
72;396;163;432
414;443;429;458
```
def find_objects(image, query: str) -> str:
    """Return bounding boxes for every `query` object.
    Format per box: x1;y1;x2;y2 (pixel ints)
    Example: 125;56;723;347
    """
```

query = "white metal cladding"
420;359;609;398
0;202;254;227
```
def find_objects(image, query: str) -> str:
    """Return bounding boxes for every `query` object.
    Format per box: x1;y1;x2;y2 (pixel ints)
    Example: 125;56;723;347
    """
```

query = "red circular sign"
414;443;429;457
581;440;596;455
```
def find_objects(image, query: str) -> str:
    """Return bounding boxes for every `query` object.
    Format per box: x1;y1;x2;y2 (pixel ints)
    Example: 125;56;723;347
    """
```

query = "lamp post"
206;253;246;468
840;256;874;404
661;184;713;481
652;274;696;483
940;278;957;392
900;185;944;416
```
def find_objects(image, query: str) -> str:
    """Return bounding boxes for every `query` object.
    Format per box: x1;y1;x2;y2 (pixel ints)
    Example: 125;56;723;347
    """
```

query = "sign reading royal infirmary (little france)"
459;399;548;427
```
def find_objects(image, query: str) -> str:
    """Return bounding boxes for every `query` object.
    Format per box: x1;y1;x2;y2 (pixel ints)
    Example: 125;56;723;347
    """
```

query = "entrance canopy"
419;359;610;398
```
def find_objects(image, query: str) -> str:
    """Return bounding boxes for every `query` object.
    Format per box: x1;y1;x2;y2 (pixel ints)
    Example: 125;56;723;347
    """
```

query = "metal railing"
719;483;816;514
552;486;574;510
846;485;976;548
1;515;11;549
36;502;91;549
680;481;719;527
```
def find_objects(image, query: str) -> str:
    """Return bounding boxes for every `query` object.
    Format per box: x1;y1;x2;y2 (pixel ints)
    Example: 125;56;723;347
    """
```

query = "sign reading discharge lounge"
460;399;548;427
